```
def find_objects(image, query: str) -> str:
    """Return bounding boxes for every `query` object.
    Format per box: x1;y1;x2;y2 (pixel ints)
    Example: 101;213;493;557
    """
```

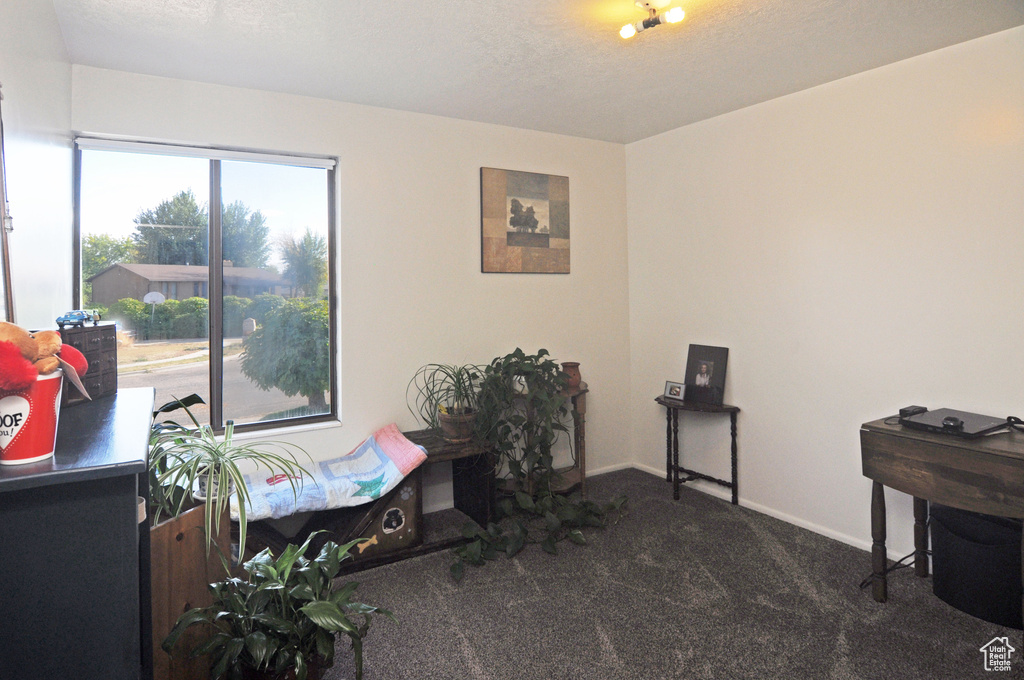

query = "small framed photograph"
664;381;685;400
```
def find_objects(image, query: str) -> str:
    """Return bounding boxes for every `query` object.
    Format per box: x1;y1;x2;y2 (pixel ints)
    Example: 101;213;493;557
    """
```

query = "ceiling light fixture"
620;1;684;39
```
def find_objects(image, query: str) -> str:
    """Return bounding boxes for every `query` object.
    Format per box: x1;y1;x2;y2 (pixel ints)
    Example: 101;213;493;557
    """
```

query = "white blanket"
231;423;427;522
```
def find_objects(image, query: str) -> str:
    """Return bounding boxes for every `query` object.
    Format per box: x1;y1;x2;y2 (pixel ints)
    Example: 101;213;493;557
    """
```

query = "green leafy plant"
450;348;627;580
406;363;483;430
149;394;311;554
451;492;628;581
148;393;206;527
473;348;572;491
163;533;394;680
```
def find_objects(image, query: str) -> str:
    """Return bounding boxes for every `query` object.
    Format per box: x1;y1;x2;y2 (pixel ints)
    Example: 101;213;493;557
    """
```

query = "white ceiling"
50;0;1024;144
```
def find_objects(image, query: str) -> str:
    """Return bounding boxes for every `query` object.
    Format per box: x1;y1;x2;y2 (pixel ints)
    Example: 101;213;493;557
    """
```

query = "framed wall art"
480;167;569;274
684;344;729;405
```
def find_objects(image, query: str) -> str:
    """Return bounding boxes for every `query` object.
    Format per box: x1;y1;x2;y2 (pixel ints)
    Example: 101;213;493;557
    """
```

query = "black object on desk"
655;396;739;504
0;388;155;680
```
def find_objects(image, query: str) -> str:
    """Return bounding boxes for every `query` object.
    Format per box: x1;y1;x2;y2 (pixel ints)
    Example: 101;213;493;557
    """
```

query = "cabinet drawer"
59;324;118;406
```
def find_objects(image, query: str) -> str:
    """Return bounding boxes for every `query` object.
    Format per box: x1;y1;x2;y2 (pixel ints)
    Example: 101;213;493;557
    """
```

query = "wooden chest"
59;323;118;405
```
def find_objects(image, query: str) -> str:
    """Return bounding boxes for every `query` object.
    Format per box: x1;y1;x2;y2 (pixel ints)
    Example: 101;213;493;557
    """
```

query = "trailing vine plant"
451;348;627;580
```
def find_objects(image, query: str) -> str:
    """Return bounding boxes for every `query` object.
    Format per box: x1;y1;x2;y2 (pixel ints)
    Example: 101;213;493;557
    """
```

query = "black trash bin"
930;503;1022;629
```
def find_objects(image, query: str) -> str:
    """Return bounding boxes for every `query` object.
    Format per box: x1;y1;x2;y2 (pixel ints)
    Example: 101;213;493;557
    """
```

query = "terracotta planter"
561;362;581;389
438;410;475;443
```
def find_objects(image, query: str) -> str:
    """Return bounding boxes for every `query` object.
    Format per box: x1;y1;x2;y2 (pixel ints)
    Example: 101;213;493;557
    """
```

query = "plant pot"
194;472;235;502
241;655;331;680
150;504;231;680
438;410;475;443
561;362;581;389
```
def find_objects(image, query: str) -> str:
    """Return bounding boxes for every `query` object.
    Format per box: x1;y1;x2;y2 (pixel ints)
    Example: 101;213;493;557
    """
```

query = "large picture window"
74;139;336;431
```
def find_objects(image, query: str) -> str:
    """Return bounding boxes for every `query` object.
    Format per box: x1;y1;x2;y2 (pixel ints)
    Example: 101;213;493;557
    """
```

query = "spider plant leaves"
407;363;484;430
149;397;312;556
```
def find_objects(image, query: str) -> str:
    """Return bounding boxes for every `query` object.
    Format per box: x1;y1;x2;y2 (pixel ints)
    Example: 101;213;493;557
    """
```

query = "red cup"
0;369;63;465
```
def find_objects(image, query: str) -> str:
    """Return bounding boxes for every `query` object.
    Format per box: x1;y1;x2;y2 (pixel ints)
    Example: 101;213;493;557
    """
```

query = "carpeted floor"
325;468;1022;679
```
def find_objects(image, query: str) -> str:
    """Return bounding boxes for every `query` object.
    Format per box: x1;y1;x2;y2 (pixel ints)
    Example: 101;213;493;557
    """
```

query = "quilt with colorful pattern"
231;423;427;521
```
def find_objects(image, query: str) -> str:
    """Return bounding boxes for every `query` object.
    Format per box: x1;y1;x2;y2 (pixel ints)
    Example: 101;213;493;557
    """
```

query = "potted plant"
148;395;312;680
473;348;572;492
149;395;311;554
163;532;394;680
448;349;626;580
406;363;483;442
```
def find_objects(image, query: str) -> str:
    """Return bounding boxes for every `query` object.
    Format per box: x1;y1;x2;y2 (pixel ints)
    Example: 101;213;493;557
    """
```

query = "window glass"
77;146;334;429
80;149;212;421
220;160;331;423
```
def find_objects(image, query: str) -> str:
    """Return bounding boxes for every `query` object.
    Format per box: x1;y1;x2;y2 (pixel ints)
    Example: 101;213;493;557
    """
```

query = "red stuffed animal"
0;321;89;395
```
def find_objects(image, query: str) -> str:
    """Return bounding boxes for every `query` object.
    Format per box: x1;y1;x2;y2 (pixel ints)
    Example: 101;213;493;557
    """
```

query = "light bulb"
620;23;637;39
664;7;684;23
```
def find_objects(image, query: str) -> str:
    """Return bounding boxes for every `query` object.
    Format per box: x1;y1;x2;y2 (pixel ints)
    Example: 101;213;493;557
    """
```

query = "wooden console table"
551;382;588;495
493;382;589;497
655;396;739;504
860;417;1024;617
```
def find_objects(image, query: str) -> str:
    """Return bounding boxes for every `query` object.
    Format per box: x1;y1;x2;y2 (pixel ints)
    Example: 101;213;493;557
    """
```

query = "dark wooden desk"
860;417;1024;613
655;396;739;504
0;388;154;680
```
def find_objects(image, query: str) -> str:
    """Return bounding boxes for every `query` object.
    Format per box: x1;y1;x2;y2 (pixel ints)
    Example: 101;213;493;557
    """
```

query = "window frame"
72;138;339;433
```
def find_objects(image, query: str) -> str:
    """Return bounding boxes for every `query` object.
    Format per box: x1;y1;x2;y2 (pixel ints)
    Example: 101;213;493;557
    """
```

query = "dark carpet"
325;468;1022;679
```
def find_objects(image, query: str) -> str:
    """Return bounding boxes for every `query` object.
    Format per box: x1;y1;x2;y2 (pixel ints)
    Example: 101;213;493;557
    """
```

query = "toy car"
56;309;101;329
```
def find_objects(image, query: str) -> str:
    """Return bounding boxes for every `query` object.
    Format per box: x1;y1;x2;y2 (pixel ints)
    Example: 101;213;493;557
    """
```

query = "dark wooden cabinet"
0;388;154;680
59;322;118;406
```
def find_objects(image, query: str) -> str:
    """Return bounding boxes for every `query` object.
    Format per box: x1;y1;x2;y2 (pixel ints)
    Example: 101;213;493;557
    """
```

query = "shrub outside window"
75;139;337;431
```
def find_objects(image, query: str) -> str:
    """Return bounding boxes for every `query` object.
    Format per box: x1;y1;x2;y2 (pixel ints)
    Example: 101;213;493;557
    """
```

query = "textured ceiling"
51;0;1024;143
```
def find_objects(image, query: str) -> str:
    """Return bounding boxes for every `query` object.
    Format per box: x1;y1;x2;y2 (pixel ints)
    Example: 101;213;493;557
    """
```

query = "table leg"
672;409;681;501
913;497;929;577
729;411;739;506
871;481;888;602
665;407;672;482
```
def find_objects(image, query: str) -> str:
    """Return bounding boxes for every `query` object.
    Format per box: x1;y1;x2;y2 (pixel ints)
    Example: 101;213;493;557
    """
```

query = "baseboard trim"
626;463;911;561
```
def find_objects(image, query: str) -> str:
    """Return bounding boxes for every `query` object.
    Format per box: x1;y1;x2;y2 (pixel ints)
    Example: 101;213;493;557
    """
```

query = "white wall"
626;26;1024;559
6;9;1020;557
71;66;632;510
0;0;74;328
